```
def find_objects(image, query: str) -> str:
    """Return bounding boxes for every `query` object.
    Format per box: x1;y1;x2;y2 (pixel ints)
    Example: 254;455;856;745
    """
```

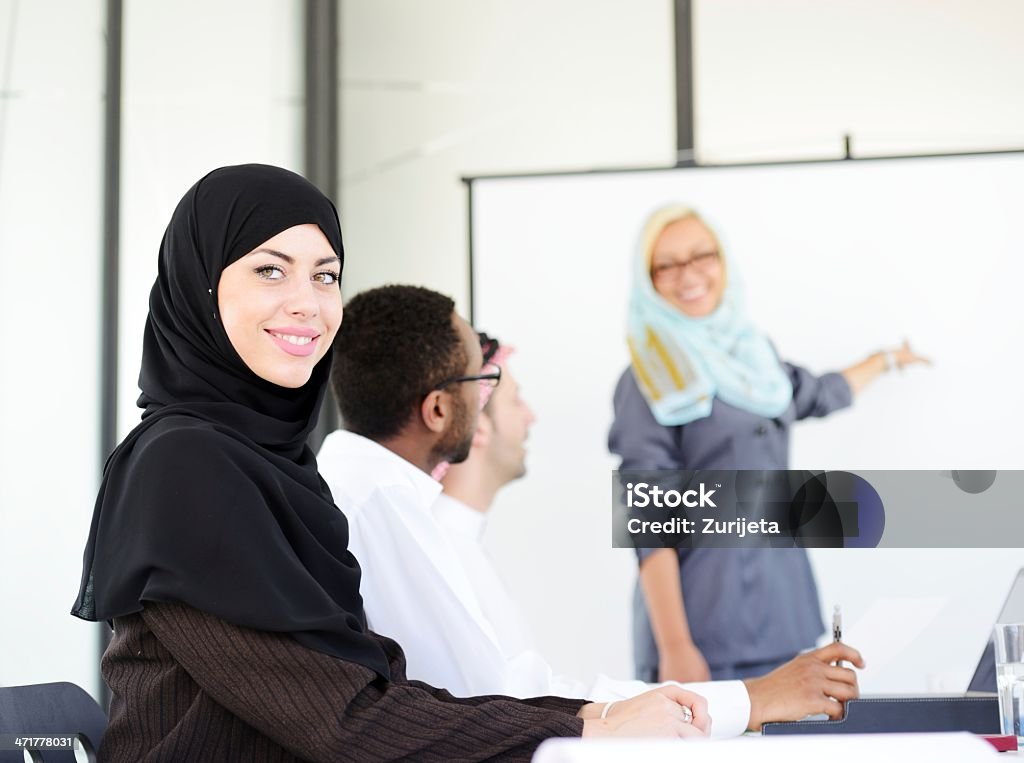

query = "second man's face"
484;364;535;482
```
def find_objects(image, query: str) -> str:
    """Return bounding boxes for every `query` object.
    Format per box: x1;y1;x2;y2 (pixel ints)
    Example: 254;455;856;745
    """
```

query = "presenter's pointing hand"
888;339;931;370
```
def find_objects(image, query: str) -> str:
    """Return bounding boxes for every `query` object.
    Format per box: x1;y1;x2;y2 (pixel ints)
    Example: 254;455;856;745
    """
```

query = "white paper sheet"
532;733;1000;763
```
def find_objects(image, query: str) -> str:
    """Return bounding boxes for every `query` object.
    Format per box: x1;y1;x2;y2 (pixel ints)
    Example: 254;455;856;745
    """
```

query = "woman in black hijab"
73;164;707;762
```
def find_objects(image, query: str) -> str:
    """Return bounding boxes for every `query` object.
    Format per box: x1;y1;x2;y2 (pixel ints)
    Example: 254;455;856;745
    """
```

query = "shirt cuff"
586;675;750;739
665;679;751;739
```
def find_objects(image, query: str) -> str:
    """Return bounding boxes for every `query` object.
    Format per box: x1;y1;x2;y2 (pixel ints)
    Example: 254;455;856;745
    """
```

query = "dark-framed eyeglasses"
651;250;721;282
432;331;503;391
434;365;502;391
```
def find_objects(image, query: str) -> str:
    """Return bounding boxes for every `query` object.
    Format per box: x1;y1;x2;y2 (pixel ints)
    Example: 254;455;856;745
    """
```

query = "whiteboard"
469;152;1024;692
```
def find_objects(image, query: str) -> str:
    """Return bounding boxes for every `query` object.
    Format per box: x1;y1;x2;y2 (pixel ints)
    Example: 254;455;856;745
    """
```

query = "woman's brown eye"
254;264;284;279
315;271;340;285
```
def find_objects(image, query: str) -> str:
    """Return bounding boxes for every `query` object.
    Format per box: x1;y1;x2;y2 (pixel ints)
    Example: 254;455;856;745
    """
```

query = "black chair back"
0;682;106;762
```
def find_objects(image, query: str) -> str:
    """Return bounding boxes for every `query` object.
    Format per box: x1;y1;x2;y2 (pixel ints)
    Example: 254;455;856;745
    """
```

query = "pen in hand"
833;605;844;668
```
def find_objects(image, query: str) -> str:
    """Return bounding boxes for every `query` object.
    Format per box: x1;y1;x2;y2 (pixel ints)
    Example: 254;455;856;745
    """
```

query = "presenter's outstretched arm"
841;340;930;395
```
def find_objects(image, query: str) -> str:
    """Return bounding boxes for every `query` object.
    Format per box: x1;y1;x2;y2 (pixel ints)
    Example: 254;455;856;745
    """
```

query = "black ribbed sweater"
99;601;586;762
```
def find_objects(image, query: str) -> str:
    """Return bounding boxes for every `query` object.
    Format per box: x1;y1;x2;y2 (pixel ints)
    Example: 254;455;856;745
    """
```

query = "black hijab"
72;164;390;679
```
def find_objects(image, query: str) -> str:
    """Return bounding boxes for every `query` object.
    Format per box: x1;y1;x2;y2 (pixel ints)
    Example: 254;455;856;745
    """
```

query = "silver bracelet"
883;350;900;372
600;700;619;720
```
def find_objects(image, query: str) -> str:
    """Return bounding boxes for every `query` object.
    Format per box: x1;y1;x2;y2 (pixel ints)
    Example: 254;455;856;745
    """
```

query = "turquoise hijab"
627;206;793;427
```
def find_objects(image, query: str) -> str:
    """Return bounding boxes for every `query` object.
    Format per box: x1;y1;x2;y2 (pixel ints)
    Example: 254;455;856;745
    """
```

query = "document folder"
762;694;1000;735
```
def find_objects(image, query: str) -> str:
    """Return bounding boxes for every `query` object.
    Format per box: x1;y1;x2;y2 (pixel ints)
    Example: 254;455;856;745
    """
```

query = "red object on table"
981;734;1018;752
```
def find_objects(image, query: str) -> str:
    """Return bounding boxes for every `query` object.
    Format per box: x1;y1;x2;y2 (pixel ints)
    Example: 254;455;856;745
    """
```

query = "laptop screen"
968;568;1024;693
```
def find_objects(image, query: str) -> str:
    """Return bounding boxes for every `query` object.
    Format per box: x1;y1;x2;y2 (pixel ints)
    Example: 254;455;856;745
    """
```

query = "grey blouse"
609;362;852;677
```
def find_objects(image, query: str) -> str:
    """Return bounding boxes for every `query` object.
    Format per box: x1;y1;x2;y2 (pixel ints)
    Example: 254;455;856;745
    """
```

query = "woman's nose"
678;265;706;287
285;279;319;318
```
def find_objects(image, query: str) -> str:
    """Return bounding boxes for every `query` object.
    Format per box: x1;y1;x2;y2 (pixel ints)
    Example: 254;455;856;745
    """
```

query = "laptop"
967;566;1024;694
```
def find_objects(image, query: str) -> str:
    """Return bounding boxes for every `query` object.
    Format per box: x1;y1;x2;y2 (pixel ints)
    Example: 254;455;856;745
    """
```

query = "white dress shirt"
317;430;751;738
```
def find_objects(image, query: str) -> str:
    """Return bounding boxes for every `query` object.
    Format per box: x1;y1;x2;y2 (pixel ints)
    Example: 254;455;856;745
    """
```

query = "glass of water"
994;623;1024;743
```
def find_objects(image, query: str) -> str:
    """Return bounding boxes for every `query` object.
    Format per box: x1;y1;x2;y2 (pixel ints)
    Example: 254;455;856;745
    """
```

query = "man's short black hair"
331;285;466;441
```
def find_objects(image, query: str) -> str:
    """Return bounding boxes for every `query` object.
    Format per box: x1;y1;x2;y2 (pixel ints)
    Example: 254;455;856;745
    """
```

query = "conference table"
531;732;1010;762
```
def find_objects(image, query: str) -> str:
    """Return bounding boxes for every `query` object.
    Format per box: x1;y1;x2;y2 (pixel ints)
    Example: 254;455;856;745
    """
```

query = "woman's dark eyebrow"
251;249;341;267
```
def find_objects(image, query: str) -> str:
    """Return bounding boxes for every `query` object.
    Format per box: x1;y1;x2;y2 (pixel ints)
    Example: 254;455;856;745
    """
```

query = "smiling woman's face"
649;216;725;318
217;223;343;388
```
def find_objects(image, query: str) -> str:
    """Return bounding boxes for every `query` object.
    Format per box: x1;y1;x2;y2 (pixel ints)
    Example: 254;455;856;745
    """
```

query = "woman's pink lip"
266;326;320;337
266;330;319;357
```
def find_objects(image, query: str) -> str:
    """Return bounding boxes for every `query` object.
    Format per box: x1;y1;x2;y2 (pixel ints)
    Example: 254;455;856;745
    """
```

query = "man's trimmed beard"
432;390;475;466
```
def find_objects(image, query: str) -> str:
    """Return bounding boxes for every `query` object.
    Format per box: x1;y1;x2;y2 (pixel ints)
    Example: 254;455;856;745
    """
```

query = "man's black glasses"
433;332;502;391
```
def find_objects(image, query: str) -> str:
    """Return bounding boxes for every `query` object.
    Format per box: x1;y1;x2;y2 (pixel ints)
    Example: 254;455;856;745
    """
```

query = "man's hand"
744;643;865;730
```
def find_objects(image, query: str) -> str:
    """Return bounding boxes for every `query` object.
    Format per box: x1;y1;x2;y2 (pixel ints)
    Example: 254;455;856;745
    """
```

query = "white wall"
0;0;104;694
695;0;1024;161
339;0;676;311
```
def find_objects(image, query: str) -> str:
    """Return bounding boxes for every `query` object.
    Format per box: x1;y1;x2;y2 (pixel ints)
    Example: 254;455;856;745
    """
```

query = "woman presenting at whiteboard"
608;205;928;683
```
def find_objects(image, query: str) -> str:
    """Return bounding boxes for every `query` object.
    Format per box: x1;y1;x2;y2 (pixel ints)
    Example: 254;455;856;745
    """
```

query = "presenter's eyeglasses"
433;331;502;391
651;250;720;282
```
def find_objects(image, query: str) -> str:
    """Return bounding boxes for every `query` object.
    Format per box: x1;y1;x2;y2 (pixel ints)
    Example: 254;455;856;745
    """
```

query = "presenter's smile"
676;284;710;303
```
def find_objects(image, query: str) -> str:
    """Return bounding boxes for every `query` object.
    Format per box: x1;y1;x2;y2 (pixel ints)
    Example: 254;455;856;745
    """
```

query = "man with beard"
318;285;504;691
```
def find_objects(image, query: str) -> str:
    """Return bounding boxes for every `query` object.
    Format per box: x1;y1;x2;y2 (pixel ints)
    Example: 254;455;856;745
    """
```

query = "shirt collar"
433;492;488;542
320;429;442;512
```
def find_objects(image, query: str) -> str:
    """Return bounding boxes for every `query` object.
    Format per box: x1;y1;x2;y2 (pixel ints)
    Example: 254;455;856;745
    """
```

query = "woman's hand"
842;339;931;394
658;640;711;683
887;339;930;370
580;685;711;739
